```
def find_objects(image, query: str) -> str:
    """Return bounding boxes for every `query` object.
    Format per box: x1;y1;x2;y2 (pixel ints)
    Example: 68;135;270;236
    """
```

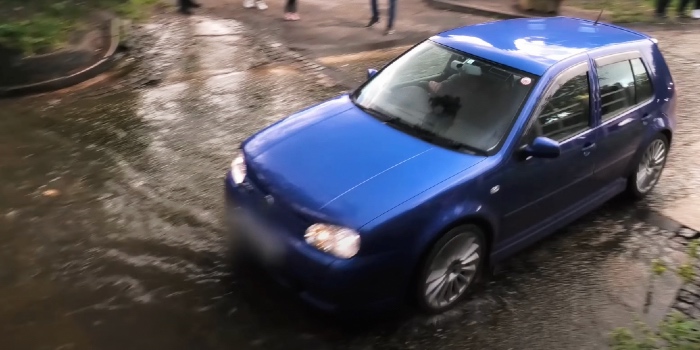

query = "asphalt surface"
1;14;700;350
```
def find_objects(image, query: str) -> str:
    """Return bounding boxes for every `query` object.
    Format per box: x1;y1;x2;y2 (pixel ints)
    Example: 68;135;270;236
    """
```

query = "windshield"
351;40;538;154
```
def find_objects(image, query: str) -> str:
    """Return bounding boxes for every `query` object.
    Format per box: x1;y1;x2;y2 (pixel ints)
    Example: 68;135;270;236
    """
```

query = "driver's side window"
522;71;591;144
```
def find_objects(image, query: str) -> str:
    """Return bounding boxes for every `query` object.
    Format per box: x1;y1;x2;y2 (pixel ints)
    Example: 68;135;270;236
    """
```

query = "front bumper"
224;172;405;312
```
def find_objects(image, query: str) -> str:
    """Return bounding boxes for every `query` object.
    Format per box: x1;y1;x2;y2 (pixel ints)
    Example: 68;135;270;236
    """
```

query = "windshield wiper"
435;137;485;155
352;100;485;156
354;103;397;123
390;121;486;156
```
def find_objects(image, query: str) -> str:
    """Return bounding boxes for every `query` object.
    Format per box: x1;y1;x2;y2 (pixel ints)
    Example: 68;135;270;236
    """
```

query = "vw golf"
224;17;677;313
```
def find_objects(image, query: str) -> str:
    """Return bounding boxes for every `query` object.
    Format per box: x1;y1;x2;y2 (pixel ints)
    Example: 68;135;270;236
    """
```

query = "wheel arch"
660;128;672;147
408;213;496;302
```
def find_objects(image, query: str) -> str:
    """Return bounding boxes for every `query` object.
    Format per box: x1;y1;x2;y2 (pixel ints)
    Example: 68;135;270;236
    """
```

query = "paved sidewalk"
199;0;493;57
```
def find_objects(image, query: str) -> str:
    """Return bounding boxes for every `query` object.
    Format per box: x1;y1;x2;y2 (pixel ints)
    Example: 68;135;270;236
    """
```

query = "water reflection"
1;14;699;350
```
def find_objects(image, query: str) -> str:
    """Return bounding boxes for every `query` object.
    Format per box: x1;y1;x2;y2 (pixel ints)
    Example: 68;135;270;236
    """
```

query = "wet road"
1;15;700;350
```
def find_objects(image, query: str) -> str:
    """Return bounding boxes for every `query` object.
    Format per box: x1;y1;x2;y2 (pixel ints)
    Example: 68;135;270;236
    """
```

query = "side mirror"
367;68;378;80
522;136;561;159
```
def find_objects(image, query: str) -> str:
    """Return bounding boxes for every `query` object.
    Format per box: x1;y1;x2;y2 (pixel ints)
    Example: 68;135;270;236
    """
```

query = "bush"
0;0;162;55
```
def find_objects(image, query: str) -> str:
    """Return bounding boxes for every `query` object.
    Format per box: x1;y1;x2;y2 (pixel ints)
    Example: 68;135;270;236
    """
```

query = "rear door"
589;51;655;185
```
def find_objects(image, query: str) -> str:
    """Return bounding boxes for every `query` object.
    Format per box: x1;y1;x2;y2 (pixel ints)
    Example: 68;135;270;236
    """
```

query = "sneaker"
179;7;193;15
384;28;395;35
256;1;268;10
243;0;255;8
366;18;380;27
284;12;300;21
189;2;201;8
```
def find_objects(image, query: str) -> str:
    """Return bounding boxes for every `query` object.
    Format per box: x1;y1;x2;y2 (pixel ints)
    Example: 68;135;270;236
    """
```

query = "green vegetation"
610;240;700;349
611;313;700;350
568;0;658;23
0;0;163;55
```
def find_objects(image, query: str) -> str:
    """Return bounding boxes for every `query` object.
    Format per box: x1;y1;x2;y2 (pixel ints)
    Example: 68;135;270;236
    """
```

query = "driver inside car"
392;60;483;130
429;61;482;95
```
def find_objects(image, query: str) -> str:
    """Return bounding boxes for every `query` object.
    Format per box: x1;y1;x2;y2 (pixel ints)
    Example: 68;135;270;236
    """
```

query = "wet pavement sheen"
1;15;699;350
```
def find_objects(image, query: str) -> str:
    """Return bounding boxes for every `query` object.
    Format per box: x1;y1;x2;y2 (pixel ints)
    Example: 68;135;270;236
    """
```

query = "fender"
407;198;500;274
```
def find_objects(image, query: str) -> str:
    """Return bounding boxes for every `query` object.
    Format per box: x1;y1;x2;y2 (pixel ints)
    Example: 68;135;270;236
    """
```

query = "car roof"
430;17;649;76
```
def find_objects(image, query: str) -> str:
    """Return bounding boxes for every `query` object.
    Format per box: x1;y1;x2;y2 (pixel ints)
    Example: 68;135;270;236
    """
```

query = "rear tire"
626;134;669;200
415;224;486;314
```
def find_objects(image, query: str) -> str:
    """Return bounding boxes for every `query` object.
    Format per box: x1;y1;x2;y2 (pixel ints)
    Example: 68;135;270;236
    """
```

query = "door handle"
641;113;652;124
582;142;596;156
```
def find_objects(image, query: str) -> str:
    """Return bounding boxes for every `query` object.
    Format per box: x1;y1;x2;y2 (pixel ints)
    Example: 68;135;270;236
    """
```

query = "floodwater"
1;15;699;350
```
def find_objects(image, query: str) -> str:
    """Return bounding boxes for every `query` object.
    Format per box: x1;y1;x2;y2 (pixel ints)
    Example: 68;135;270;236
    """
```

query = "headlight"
304;224;360;259
231;150;247;184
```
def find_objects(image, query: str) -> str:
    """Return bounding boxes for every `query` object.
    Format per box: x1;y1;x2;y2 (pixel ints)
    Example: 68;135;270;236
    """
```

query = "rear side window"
597;61;635;121
630;58;653;103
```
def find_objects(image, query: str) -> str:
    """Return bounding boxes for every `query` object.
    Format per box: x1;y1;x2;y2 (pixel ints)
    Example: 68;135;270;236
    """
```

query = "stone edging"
426;0;529;20
0;18;123;99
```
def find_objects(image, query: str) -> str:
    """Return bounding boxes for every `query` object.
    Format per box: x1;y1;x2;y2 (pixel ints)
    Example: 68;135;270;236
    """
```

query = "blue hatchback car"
225;17;677;313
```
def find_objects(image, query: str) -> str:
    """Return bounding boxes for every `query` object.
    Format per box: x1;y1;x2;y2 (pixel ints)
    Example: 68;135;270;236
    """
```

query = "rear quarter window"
630;58;653;102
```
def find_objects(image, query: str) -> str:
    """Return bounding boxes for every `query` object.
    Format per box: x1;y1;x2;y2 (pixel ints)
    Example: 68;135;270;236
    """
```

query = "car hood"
243;95;485;228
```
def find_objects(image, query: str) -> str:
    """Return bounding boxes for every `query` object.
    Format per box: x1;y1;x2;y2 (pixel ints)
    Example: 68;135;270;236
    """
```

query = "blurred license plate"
236;208;285;264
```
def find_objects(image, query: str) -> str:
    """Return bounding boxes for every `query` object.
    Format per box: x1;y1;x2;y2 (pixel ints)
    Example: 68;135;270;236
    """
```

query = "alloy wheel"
423;231;482;310
635;138;667;194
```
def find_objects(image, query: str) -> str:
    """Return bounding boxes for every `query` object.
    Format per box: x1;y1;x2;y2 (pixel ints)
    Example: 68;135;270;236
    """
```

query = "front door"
498;62;599;243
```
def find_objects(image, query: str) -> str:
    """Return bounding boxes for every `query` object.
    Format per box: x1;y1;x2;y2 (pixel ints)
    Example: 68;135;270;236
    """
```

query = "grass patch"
0;0;164;55
610;240;700;349
567;0;656;23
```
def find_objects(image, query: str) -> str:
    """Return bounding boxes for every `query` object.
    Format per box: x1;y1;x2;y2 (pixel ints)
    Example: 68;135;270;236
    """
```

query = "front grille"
245;162;270;195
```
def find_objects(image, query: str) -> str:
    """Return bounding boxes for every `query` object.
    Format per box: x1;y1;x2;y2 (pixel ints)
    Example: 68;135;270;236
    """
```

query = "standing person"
178;0;201;15
284;0;300;21
679;0;700;17
243;0;268;10
366;0;397;35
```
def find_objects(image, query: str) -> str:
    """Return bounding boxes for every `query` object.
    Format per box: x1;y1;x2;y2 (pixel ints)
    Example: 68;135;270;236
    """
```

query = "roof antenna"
593;2;606;25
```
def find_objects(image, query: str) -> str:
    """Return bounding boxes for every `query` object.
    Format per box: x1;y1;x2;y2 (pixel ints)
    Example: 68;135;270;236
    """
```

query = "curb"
289;34;431;59
426;0;530;20
0;17;123;99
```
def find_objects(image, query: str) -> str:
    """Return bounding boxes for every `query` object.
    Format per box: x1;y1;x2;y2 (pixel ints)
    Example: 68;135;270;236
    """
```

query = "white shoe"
692;9;700;19
256;1;268;10
243;0;255;8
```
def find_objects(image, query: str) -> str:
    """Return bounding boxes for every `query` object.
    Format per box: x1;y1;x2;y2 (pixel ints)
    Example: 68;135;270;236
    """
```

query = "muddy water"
0;15;697;350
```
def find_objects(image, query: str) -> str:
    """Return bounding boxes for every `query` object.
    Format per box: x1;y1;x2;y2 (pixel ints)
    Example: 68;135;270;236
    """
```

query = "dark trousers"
370;0;397;28
657;0;700;14
285;0;297;12
178;0;194;9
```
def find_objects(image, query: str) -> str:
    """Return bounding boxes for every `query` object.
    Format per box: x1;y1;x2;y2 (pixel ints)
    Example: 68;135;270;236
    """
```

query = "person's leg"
178;0;192;14
185;0;201;8
655;0;669;16
679;0;691;15
284;0;300;20
366;0;380;27
386;0;397;34
285;0;297;12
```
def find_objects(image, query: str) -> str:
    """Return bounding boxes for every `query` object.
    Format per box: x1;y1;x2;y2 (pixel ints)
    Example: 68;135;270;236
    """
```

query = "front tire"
627;134;669;200
415;224;486;314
